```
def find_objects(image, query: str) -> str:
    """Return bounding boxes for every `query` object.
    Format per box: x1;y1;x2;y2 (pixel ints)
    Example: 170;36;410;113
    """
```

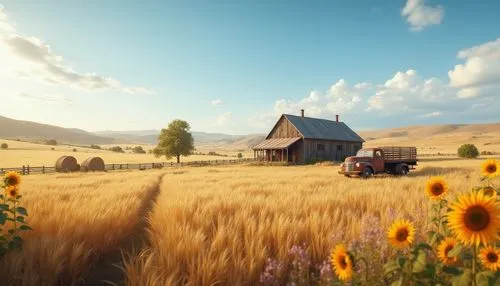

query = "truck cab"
338;147;417;178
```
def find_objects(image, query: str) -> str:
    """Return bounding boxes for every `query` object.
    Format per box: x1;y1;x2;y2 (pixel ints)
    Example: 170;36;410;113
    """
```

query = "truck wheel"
399;166;409;176
362;167;373;178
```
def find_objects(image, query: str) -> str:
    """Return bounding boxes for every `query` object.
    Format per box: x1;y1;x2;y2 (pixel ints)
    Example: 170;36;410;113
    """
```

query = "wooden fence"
0;158;256;175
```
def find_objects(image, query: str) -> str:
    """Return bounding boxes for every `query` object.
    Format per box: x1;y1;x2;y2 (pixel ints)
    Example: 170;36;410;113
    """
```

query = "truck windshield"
356;150;373;157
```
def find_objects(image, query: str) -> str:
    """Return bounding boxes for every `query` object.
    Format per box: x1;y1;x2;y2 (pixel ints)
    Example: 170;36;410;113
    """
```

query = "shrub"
51;147;55;151
109;146;124;153
457;144;479;158
132;146;146;154
90;144;101;150
237;153;243;159
0;143;8;149
480;150;494;156
46;139;58;146
72;148;77;152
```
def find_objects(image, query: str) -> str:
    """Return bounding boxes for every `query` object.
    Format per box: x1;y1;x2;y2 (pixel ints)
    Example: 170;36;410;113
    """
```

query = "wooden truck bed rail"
380;146;417;162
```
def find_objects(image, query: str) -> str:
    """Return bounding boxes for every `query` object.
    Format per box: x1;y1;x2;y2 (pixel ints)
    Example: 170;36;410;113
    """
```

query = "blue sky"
0;1;499;134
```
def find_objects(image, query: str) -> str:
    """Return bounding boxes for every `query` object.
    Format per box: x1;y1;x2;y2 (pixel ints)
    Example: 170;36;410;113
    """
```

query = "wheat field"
123;158;492;285
0;170;163;286
0;156;496;285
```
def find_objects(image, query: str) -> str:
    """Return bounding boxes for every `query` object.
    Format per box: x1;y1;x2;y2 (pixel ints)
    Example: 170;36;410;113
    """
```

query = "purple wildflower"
260;258;283;286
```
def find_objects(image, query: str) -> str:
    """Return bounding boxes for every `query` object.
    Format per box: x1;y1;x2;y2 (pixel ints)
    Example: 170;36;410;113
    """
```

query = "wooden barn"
253;110;364;163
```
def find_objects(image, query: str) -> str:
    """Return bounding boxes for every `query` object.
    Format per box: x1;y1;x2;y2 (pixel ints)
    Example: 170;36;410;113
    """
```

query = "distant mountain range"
1;115;499;150
0;115;265;148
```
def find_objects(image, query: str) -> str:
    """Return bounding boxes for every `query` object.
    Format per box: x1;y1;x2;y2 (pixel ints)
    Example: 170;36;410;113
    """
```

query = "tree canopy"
153;120;194;163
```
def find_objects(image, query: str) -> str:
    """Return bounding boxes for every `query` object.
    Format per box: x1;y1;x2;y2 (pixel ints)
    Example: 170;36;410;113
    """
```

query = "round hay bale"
55;156;79;172
81;157;105;172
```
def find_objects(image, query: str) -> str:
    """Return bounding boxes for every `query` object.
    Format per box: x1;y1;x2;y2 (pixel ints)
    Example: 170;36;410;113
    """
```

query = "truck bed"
380;146;417;163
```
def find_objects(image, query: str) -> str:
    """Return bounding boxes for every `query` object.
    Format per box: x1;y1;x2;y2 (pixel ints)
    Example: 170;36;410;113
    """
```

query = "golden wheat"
0;170;163;286
123;158;490;285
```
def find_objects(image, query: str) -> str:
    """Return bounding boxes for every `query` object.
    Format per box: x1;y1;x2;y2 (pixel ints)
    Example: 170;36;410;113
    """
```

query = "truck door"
373;150;384;172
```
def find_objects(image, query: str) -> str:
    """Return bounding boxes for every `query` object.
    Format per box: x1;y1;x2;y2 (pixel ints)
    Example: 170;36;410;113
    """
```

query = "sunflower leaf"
390;277;403;286
447;244;463;258
0;204;8;211
396;257;407;268
442;266;462;276
15;207;28;216
19;225;32;231
414;242;433;251
476;271;496;286
412;250;427;273
384;260;400;276
451;270;471;286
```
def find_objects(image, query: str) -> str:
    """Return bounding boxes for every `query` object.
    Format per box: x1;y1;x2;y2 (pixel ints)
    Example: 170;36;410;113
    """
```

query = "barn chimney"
301;109;304;118
336;114;339;122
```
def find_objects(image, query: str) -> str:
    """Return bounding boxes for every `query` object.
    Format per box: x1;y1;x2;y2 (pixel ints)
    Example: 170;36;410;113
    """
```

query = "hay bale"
55;156;79;172
81;157;105;172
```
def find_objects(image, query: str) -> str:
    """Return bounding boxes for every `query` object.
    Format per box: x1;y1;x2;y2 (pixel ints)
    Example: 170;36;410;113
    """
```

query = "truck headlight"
355;163;360;168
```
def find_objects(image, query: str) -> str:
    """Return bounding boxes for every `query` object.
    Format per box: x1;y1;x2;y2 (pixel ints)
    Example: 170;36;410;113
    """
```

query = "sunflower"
425;176;448;200
479;246;500;271
5;185;19;198
437;237;459;265
447;190;500;246
481;159;500;179
3;171;21;187
330;244;353;281
387;219;415;249
482;186;496;198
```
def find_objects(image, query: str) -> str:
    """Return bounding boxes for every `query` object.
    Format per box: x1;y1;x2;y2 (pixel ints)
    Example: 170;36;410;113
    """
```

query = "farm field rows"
1;156;497;285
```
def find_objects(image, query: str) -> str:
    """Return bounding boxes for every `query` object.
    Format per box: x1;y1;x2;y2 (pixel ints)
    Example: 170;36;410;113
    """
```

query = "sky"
0;0;499;135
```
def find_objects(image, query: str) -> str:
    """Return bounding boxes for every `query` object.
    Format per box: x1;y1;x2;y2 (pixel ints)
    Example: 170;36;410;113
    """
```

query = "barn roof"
253;137;301;150
282;114;364;142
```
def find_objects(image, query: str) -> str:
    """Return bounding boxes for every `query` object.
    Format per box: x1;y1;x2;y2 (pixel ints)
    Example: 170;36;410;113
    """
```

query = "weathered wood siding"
303;139;362;162
267;117;301;139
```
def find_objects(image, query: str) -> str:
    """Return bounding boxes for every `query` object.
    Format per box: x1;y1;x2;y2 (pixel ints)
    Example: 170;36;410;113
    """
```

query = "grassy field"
0;139;253;167
1;156;497;285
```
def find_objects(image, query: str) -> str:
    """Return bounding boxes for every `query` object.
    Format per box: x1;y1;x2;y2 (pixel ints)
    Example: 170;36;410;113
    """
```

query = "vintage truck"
338;146;417;177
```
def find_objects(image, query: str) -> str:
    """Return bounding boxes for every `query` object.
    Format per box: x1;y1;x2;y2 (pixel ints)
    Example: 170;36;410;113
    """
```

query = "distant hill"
0;115;120;145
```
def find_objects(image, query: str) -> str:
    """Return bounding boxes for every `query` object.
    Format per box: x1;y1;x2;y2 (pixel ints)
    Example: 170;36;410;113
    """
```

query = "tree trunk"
177;154;180;163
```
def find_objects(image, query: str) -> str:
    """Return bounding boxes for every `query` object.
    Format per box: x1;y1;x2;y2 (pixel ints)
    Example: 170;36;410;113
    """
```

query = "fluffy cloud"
0;6;153;94
401;0;444;31
217;112;232;126
211;99;222;106
448;38;500;98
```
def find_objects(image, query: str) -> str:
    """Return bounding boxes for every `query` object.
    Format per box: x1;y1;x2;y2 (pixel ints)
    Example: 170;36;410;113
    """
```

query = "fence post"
126;163;129;169
22;165;25;175
42;165;45;174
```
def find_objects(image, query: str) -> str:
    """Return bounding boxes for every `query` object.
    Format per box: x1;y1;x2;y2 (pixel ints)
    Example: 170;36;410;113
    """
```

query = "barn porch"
252;137;302;163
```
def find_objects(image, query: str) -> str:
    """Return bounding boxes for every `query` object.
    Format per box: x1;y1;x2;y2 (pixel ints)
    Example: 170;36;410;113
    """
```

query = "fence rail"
0;158;256;175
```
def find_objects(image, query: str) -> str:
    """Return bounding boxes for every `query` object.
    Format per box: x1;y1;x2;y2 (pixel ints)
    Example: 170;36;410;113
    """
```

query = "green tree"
110;146;124;153
237;153;243;159
153;120;194;163
457;144;479;158
0;143;8;149
46;139;58;146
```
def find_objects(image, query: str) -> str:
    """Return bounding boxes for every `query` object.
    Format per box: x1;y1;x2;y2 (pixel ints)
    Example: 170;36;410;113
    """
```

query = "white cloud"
0;6;153;95
419;111;441;118
401;0;444;31
217;112;232;125
448;38;500;98
17;92;72;105
211;99;222;106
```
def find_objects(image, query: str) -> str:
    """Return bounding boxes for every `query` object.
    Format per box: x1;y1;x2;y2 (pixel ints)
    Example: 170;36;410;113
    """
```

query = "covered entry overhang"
252;137;301;162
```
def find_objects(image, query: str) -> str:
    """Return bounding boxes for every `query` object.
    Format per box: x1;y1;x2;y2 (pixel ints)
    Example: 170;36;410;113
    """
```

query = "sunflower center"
431;183;444;196
338;256;348;269
487;252;498;263
444;245;454;256
396;228;409;242
9;189;17;197
486;164;497;173
464;206;490;231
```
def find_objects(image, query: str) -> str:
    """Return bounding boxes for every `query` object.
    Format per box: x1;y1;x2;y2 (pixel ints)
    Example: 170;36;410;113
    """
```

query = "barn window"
317;144;325;151
337;145;343;151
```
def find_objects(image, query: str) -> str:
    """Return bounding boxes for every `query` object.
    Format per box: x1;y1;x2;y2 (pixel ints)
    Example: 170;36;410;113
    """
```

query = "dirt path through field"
81;173;165;286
